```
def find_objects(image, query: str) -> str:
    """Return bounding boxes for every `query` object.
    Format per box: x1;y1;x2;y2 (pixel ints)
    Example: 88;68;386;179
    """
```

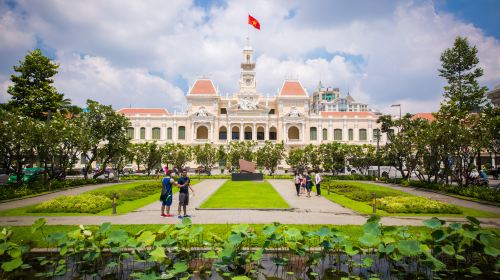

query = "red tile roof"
412;113;435;122
117;108;169;115
279;80;307;96
320;111;376;118
189;79;217;95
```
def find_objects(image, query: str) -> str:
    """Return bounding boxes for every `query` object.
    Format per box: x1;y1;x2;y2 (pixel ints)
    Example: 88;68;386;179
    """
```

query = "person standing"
177;169;195;218
305;172;313;198
294;172;301;196
314;172;322;196
300;173;306;195
160;170;177;217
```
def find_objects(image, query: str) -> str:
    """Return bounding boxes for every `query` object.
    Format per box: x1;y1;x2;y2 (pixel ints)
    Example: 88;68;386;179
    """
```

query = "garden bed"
0;180;199;216
321;181;499;217
199;180;290;209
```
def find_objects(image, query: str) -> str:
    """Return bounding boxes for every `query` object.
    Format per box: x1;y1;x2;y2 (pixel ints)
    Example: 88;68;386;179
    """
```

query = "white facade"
118;43;388;148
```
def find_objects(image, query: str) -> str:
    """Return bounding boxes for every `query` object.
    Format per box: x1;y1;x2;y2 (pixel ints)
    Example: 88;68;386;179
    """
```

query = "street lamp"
374;129;381;178
391;104;401;119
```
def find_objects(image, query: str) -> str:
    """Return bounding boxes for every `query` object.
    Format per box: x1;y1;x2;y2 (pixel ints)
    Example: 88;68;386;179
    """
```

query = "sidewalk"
0;179;499;227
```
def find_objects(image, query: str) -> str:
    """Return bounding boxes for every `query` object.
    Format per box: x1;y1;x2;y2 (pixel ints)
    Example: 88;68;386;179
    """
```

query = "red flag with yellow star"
248;14;260;30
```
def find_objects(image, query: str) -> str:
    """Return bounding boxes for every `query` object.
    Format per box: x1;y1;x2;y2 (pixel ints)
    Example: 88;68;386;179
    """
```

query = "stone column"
253;123;256;140
240;123;243;141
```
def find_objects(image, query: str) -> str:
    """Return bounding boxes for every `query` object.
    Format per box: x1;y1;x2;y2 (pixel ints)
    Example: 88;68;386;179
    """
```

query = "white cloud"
0;0;499;114
55;53;186;112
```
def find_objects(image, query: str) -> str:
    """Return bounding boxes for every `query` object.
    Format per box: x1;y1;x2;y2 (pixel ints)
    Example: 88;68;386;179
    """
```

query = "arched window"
288;126;300;140
219;126;227;140
348;129;353;141
126;127;134;139
310;127;317;141
244;126;252;140
196;126;208;139
140;127;146;139
167;127;172;140
322;128;328;140
257;126;265;140
178;126;185;140
269;127;277;140
231;126;240;140
334;129;342;141
152;127;161;140
359;129;367;141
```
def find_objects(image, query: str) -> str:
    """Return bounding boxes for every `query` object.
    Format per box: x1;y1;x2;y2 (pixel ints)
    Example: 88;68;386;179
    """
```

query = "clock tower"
239;37;257;94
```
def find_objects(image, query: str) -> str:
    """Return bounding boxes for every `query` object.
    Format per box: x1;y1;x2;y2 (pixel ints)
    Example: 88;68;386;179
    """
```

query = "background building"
118;41;388;148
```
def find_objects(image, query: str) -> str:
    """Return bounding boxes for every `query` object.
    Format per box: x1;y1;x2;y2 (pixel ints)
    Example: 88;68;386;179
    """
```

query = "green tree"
0;110;37;184
7;49;66;120
348;144;376;175
162;143;192;171
134;142;162;176
304;144;321;172
255;141;285;175
193;143;218;175
378;114;425;179
319;142;347;175
226;141;256;170
437;36;490;186
286;147;309;174
439;37;488;114
216;145;227;172
79;100;130;179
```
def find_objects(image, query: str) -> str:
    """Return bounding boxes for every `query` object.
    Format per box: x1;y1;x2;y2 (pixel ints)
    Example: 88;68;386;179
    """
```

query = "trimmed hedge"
0;178;108;201
324;174;376;181
90;181;161;202
401;180;500;203
30;194;112;214
328;182;402;202
377;196;462;214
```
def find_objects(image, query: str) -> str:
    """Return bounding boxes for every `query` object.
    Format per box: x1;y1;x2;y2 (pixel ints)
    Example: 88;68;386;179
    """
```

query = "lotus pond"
1;217;498;279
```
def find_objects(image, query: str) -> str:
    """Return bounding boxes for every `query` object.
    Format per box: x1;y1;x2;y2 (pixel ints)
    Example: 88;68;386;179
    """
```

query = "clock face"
245;78;252;85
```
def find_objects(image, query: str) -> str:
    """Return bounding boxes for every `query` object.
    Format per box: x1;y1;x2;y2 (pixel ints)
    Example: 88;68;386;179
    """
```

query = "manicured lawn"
320;181;500;218
0;179;199;216
199;180;290;209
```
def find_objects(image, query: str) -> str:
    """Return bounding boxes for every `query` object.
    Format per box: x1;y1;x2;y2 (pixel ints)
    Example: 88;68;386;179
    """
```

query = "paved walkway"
365;181;500;214
0;180;499;227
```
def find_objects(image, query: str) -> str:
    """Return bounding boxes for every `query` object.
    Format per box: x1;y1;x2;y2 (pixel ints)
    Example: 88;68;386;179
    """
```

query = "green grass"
0;179;199;216
321;181;500;218
199;180;290;209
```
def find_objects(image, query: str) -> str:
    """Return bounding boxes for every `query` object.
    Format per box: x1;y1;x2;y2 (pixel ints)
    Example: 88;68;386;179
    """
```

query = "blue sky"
0;0;499;114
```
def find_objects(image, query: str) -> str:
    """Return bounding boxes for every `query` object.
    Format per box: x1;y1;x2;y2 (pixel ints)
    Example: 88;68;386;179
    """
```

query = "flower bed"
329;182;405;202
29;194;112;214
377;196;462;214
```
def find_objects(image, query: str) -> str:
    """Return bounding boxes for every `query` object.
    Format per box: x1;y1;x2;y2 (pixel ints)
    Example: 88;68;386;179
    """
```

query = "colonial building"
118;41;388;148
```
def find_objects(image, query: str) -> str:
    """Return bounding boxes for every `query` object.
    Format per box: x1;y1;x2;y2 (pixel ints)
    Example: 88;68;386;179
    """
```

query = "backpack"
160;177;172;200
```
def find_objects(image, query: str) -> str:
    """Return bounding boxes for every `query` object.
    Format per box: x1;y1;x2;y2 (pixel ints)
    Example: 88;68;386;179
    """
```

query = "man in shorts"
177;169;195;218
161;170;177;217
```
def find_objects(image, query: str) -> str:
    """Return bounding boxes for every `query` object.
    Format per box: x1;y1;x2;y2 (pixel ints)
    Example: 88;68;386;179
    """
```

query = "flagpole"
247;13;250;45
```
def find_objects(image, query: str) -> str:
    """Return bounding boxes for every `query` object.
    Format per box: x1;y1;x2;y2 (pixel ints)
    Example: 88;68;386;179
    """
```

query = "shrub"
91;181;161;201
405;180;500;203
377;196;462;214
30;194;112;214
324;174;376;181
327;182;402;202
0;178;109;201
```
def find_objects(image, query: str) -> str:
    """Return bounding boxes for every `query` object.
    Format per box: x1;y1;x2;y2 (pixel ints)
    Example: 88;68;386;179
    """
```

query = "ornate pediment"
190;106;215;121
286;106;302;117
